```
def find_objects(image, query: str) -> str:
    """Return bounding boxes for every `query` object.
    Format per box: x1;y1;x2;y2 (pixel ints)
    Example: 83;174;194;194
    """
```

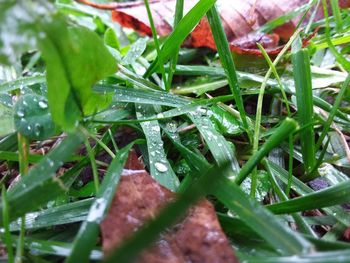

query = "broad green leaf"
14;94;56;140
209;105;243;136
38;14;117;130
104;27;120;50
188;108;240;176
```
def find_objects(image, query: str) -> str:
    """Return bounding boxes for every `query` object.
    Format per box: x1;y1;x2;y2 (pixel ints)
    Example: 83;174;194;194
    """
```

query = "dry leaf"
101;150;238;263
77;0;350;55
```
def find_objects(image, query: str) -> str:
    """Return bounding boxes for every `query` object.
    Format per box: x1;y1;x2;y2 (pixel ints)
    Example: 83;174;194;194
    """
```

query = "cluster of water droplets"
14;94;53;139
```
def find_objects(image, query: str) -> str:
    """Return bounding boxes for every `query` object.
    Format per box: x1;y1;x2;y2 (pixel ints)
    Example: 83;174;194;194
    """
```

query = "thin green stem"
263;159;317;237
84;139;99;193
330;0;343;32
2;186;14;263
250;30;300;197
257;44;294;196
235;118;299;185
108;128;119;153
315;73;350;152
81;127;116;158
167;0;184;89
143;0;168;89
16;133;29;263
322;0;350;70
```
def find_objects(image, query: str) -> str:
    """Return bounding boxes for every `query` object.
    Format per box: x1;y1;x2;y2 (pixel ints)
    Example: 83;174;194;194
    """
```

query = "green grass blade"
267;180;350;214
0;74;45;93
291;39;316;175
235;118;299;184
321;0;350;71
212;176;313;255
144;0;217;76
166;0;184;89
246;249;350;263
9;199;92;231
315;73;350;151
136;104;179;191
66;144;132;263
265;162;316;237
2;186;14;263
143;0;167;89
258;1;317;33
330;0;343;32
0;133;84;223
266;160;350;227
84;139;99;193
3;235;102;260
206;5;249;134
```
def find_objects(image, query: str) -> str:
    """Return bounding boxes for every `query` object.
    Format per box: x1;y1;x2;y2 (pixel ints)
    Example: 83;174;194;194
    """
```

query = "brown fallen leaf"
101;150;238;263
76;0;350;55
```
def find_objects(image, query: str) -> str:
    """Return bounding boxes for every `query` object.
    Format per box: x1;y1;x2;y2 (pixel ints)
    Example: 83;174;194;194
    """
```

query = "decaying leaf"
101;151;238;263
76;0;350;54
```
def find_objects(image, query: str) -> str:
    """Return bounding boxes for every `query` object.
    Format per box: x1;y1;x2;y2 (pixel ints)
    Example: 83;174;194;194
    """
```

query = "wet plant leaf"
38;14;117;130
14;94;56;140
0;103;15;137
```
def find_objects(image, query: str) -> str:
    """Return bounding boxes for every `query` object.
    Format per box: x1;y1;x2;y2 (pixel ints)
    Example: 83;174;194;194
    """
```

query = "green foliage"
38;14;117;130
0;103;14;136
0;0;350;262
14;94;56;140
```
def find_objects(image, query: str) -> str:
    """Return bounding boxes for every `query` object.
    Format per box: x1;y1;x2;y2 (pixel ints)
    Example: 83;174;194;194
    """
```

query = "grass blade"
212;176;313;255
0;133;84;223
246;249;350;263
9;199;92;231
66;144;132;263
235;118;299;184
206;4;249;134
267;180;350;214
291;38;316;176
144;0;217;76
136;104;179;191
2;186;14;263
315;73;350;151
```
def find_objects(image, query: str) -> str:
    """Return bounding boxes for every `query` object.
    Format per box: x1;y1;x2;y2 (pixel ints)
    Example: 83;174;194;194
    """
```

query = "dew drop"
155;162;168;172
151;126;160;132
47;159;54;167
17;110;25;117
34;123;41;137
38;100;48;109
